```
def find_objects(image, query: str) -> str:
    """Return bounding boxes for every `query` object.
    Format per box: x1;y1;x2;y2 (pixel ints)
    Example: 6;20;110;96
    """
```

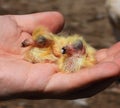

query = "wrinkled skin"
0;12;120;100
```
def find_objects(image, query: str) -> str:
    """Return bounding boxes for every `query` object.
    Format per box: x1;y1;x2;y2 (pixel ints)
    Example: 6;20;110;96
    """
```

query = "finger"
111;51;120;68
45;62;120;92
108;42;120;55
72;78;115;99
52;78;115;99
95;42;120;62
95;49;107;62
97;50;120;70
11;12;64;34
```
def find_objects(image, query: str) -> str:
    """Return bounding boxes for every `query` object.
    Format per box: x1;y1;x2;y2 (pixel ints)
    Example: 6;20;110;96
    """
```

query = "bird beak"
21;39;34;47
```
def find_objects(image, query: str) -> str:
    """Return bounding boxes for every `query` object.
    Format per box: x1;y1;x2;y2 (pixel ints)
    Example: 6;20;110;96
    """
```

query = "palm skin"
0;12;120;100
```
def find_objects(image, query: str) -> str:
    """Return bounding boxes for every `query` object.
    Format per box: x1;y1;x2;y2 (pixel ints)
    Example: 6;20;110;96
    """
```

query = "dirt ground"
0;0;120;108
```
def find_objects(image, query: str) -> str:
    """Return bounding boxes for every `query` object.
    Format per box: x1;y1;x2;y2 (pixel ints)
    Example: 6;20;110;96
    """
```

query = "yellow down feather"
24;27;96;72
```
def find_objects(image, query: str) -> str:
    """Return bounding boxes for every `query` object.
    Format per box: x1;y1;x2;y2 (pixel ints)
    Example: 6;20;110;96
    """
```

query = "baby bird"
23;27;58;63
22;27;96;72
106;0;120;41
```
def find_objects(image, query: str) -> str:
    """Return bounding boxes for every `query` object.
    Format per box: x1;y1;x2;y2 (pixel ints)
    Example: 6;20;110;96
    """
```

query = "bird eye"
61;47;66;54
36;36;46;44
35;36;47;47
73;40;83;50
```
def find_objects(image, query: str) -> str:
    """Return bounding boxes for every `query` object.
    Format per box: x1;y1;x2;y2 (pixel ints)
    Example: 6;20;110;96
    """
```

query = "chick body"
24;27;96;72
53;35;96;72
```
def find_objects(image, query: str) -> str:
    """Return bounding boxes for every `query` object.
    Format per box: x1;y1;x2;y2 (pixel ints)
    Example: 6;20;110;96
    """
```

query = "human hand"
0;12;120;100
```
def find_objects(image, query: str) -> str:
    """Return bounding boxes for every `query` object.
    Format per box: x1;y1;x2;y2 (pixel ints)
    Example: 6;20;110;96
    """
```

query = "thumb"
12;12;64;34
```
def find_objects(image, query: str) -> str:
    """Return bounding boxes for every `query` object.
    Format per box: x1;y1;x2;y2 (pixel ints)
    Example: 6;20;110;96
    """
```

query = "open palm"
0;12;120;100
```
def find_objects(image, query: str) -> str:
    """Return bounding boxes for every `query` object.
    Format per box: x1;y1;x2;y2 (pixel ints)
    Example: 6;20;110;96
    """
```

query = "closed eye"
73;40;83;50
35;36;52;48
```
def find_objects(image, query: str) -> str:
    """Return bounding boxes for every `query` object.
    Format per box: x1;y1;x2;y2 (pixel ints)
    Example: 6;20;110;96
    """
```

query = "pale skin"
0;12;120;100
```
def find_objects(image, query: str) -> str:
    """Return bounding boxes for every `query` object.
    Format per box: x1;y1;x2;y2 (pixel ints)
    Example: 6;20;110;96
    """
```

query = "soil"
0;0;120;108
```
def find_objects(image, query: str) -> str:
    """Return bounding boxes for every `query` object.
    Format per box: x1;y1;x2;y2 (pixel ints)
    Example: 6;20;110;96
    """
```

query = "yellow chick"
22;27;96;72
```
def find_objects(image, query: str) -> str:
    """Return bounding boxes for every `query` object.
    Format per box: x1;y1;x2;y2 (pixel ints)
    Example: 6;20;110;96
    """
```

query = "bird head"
52;35;86;58
61;39;85;56
32;27;54;48
21;27;54;48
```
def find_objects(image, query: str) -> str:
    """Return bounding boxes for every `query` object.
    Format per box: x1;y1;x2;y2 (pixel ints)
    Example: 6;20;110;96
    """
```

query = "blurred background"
0;0;120;108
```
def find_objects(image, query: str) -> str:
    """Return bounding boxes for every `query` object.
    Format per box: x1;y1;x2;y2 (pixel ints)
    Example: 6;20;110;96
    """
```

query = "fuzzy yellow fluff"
24;27;96;72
